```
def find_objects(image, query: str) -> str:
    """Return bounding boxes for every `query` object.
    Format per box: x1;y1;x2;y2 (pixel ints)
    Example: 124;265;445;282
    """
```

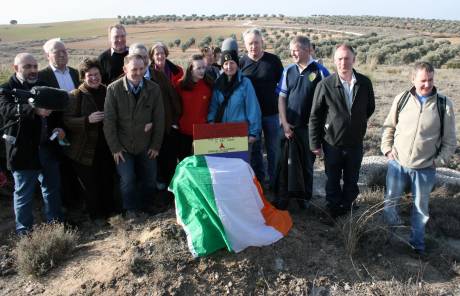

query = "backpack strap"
436;93;446;139
396;90;411;124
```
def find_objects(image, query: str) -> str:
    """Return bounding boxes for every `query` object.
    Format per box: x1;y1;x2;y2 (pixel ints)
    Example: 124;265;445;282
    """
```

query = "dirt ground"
0;167;459;295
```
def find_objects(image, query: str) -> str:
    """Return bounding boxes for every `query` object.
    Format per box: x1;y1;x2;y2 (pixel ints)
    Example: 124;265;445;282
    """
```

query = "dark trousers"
72;155;116;219
176;132;193;162
157;129;179;186
276;127;315;201
323;141;363;209
60;156;82;208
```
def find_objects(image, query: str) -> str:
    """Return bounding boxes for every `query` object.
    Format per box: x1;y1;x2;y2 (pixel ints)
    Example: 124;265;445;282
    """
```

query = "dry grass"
335;194;386;257
15;223;78;277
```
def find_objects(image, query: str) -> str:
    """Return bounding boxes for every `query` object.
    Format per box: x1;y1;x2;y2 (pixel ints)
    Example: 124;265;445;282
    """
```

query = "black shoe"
412;248;428;260
297;199;310;210
328;205;348;219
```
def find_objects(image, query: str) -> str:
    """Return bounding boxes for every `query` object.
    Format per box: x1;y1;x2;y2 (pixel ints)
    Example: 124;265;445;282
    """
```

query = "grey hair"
129;43;149;65
289;36;310;50
43;38;65;54
129;43;148;55
243;28;263;41
13;53;36;66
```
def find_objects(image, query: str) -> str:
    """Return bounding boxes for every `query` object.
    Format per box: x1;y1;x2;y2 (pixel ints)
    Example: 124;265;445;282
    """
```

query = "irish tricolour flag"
169;155;292;257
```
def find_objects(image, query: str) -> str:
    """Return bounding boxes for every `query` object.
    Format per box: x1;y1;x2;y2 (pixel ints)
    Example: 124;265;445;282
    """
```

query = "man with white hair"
240;28;284;189
99;24;129;85
38;38;80;214
0;53;64;234
38;38;79;91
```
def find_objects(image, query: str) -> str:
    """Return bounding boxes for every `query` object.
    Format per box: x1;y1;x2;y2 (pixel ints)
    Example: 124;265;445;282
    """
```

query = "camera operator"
0;53;65;234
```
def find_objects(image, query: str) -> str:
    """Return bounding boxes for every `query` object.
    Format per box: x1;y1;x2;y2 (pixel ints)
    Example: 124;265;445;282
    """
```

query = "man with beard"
0;53;65;234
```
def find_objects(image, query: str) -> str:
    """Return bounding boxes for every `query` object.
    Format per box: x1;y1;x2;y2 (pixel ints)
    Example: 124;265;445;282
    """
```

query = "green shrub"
16;223;78;277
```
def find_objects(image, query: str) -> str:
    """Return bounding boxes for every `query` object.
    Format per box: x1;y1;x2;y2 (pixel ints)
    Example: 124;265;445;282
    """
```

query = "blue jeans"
323;142;363;209
116;150;157;211
383;160;436;251
13;146;62;234
250;114;280;185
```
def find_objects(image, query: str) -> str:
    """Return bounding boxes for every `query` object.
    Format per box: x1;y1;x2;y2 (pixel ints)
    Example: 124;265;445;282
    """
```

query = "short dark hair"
200;46;212;55
212;47;221;58
78;57;102;80
413;61;434;74
334;43;355;56
179;54;213;90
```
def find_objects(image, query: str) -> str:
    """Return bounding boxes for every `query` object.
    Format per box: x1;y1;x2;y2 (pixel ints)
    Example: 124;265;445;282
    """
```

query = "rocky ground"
0;157;459;295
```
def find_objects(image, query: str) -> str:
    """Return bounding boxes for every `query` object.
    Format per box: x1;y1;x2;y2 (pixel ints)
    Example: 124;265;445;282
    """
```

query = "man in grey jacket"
381;61;457;256
104;54;164;214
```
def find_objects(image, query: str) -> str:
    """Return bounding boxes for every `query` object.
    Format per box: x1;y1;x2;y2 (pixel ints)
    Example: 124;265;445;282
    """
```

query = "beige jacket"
381;88;456;169
103;77;165;155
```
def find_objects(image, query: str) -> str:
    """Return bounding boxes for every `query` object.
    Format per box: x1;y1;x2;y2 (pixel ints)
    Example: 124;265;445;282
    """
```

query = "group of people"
0;24;456;257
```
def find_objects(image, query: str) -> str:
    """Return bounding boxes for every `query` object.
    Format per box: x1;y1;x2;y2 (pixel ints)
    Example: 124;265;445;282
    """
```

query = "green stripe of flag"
171;155;232;256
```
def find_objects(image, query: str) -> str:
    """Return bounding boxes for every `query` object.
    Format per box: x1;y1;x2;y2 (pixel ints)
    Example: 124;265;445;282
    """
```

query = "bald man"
0;53;64;234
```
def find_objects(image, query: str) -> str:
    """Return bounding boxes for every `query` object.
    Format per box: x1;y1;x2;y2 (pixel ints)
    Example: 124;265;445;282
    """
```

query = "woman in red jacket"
175;54;214;160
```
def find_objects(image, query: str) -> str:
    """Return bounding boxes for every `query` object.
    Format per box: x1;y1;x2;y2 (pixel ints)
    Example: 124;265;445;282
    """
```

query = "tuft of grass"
336;196;386;257
16;223;78;277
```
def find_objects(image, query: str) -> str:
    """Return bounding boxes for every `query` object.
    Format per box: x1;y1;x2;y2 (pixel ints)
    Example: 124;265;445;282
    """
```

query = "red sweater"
176;79;212;136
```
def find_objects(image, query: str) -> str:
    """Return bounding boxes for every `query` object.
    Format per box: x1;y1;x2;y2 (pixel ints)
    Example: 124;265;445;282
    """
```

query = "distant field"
0;19;115;42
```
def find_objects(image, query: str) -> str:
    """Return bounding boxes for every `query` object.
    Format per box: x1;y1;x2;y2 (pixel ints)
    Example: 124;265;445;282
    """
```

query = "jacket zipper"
408;99;423;161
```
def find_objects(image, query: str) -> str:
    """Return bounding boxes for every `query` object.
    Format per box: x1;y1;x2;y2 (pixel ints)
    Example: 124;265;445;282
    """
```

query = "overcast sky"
1;0;458;24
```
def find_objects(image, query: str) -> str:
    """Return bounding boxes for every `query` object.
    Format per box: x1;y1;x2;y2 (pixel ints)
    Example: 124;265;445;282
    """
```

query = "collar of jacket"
122;76;146;93
334;69;360;88
78;82;106;94
214;69;243;89
166;59;181;75
10;74;35;90
409;86;438;100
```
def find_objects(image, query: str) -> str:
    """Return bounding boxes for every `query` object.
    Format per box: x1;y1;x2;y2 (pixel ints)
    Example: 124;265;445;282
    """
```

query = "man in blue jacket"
275;36;329;210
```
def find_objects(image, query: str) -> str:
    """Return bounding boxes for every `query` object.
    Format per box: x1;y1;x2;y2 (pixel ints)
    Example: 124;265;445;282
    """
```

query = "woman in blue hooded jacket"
207;50;262;143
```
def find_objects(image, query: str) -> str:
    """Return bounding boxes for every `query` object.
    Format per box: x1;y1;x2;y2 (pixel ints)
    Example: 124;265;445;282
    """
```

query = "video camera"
0;86;69;111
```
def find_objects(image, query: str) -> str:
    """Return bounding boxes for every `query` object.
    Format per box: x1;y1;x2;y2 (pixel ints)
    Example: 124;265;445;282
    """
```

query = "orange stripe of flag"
252;178;292;236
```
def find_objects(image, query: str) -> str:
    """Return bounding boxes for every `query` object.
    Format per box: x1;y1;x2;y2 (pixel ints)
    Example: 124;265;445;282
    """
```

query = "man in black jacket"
38;38;79;91
38;38;81;213
309;44;375;218
0;53;65;234
98;24;129;85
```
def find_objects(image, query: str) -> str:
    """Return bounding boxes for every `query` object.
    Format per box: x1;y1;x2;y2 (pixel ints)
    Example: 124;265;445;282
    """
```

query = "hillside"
0;15;459;295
